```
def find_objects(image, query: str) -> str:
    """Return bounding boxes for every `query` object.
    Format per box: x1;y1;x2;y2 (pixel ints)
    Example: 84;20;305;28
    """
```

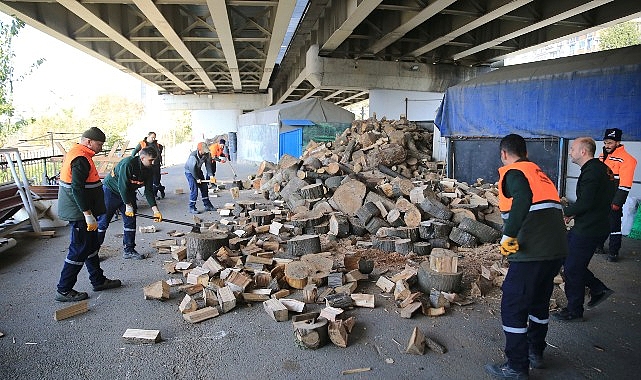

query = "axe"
138;214;201;233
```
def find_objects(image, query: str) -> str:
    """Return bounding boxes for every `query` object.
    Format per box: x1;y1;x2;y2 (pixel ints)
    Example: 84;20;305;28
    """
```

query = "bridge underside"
0;0;639;108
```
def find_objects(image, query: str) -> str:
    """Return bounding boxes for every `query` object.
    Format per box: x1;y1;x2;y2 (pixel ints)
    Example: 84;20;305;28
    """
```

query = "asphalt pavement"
1;160;641;380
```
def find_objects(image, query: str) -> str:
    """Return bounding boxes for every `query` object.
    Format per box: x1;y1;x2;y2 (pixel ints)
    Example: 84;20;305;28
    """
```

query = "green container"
628;206;641;240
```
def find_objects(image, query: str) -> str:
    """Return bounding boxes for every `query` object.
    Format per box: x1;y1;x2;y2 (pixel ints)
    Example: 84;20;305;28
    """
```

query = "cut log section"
292;313;329;350
286;234;321;257
249;210;274;226
122;328;161;344
263;298;289;322
395;238;413;255
430;248;459;273
449;227;478;248
143;281;170;300
355;202;381;225
413;242;432;256
300;183;325;200
457;217;501;244
329;214;350;238
418;261;463;293
183;306;220;323
328;320;349;348
186;232;229;261
405;327;426;355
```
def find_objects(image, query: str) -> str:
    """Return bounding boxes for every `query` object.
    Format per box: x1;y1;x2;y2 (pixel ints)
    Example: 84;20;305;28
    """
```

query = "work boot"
528;351;544;369
189;207;200;214
203;200;215;212
606;254;618;262
123;250;146;260
551;308;583;322
594;246;606;255
587;288;614;308
93;278;122;291
55;289;89;302
484;362;528;379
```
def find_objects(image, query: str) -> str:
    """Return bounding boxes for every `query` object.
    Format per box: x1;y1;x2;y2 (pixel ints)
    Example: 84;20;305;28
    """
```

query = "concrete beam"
320;0;382;53
158;92;272;111
259;0;296;90
207;0;242;90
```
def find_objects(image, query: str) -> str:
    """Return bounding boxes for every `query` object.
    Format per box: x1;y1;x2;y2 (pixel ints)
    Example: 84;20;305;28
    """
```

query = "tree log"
186;232;229;261
286;234;321;257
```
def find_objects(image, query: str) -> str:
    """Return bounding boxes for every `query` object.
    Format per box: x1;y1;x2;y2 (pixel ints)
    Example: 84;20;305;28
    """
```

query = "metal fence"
0;150;63;185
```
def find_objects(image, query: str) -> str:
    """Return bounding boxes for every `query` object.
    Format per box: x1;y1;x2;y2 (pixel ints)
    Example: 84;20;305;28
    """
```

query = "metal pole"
0;149;42;233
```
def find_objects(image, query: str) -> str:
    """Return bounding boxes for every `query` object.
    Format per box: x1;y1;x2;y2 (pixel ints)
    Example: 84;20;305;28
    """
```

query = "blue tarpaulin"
435;44;641;141
281;119;315;126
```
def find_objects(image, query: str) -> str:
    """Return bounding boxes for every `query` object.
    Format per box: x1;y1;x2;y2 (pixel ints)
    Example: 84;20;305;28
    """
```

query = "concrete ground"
1;160;641;380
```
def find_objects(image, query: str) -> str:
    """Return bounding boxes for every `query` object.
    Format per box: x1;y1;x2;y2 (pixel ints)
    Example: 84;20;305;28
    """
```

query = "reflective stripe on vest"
111;169;144;186
497;161;560;213
59;144;101;186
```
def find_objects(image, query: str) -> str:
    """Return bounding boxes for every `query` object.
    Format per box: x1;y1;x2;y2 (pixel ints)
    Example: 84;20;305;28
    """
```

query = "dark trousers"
151;164;163;194
57;220;106;293
564;231;609;315
97;186;137;253
501;259;563;372
207;160;217;178
185;172;212;208
607;208;623;256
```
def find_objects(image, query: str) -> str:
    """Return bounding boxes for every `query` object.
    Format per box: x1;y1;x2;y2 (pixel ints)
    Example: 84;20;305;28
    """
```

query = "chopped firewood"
325;293;353;308
423;306;446;317
54;300;89;321
225;271;252;291
202;257;224;275
186;267;210;286
179;294;199;314
430;248;459;273
426;337;447;354
303;284;318;304
280;298;306;313
399;292;422;308
170;246;187;261
143;281;170;300
320;306;344;322
163;261;178;274
263;298;288;322
376;276;395;293
246;255;273;266
242;293;270;302
350;293;375;308
166;278;183;286
334;281;357;295
405;327;426;355
271;289;290;299
217;286;236;313
138;225;156;233
179;283;204;295
394;280;411;301
175;261;193;271
344;269;368;283
203;288;218;307
122;329;161;344
400;302;422;319
183;306;219;323
328;319;349;348
390;267;418;282
292;312;329;350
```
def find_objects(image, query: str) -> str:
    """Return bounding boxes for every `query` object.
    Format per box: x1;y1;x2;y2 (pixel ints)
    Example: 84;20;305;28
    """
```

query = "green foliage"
88;95;144;146
162;110;192;146
599;21;641;51
0;17;44;147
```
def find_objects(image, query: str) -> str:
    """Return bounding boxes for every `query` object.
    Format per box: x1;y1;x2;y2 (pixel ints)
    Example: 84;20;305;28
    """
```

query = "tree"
88;95;144;146
0;17;44;146
599;21;641;51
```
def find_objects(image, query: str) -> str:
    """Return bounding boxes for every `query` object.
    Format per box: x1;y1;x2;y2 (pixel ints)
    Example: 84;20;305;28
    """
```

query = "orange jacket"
599;144;637;206
59;143;101;184
498;161;560;213
209;143;226;158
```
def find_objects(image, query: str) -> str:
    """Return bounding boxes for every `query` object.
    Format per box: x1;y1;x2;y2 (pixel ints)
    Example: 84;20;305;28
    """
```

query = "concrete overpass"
0;0;639;113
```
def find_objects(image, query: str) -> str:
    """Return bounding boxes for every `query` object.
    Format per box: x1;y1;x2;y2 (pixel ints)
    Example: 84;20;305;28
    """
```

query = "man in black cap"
55;127;121;301
597;128;638;262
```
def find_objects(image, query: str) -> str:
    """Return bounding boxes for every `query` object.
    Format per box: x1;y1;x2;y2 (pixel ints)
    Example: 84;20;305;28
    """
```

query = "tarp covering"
435;44;641;140
282;119;315;126
238;98;354;126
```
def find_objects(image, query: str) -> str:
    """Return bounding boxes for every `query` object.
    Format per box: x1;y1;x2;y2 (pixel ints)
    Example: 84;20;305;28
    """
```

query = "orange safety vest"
599;144;637;190
59;143;101;185
209;143;225;158
498;161;561;213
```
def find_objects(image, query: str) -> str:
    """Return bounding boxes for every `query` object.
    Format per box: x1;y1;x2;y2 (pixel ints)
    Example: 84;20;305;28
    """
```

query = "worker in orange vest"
207;138;229;186
132;131;165;199
597;128;638;262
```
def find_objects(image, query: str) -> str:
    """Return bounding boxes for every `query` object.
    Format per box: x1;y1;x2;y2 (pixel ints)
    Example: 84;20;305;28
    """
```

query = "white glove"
84;213;98;231
125;204;135;217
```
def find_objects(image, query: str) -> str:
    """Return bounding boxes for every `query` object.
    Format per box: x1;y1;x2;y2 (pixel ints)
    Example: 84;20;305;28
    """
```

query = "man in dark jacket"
553;137;616;321
56;127;121;302
184;142;215;214
131;131;165;199
485;134;567;379
97;147;163;260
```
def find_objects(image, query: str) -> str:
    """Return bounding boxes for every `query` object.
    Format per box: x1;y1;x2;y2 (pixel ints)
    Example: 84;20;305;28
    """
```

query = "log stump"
300;183;325;200
395;238;413;255
286;234;321;257
413;242;432;256
418;261;462;293
249;210;274;226
186;232;229;261
329;213;350;238
355;202;381;225
293;313;329;350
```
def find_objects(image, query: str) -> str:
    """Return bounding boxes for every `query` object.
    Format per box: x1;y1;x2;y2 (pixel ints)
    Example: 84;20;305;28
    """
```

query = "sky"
2;13;148;118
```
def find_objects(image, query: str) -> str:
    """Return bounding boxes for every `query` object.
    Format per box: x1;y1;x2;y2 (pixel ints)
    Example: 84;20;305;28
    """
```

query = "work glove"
125;204;135;217
500;235;519;256
220;159;226;163
152;206;162;222
84;213;98;231
196;179;202;184
611;204;621;211
209;176;217;183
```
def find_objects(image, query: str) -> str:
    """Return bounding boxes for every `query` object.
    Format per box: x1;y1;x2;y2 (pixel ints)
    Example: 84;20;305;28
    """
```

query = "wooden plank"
122;328;161;344
54;300;88;321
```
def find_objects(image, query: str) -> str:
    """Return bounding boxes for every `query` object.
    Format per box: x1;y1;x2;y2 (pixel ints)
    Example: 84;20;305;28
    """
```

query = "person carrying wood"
97;147;163;260
131;131;165;199
206;138;229;186
485;134;567;379
55;127;121;302
552;137;615;322
185;142;216;214
596;128;638;262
